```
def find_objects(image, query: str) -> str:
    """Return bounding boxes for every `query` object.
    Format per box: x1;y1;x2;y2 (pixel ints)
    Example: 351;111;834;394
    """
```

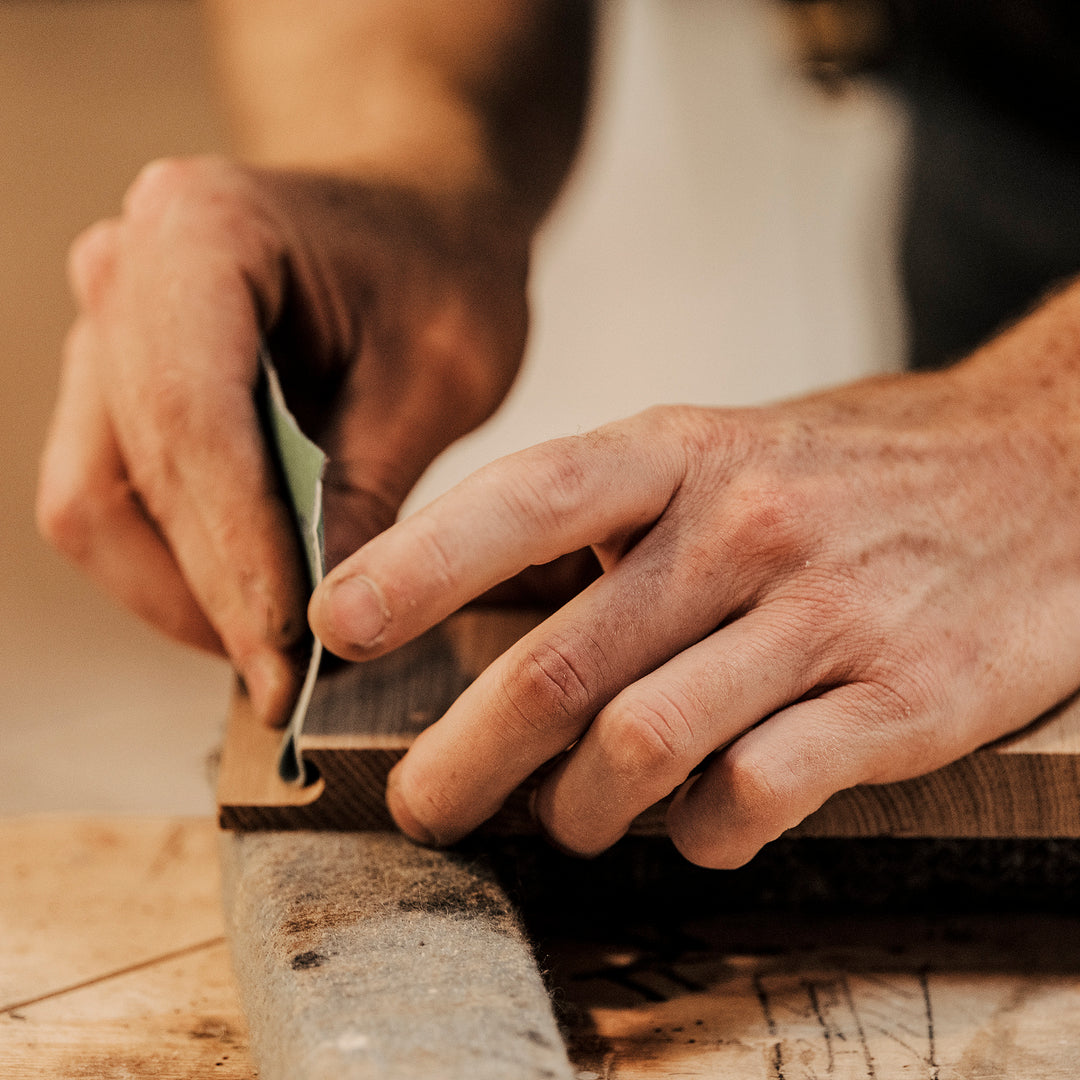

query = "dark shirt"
888;0;1080;144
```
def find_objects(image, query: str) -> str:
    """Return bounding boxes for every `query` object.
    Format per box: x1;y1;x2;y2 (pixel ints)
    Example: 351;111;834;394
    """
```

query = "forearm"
201;0;593;231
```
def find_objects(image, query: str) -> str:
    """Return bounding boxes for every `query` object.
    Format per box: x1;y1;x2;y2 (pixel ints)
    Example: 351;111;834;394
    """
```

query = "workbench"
4;815;1079;1078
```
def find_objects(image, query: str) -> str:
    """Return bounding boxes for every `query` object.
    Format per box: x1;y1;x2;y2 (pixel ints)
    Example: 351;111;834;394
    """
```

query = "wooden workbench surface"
3;816;1080;1078
0;817;253;1079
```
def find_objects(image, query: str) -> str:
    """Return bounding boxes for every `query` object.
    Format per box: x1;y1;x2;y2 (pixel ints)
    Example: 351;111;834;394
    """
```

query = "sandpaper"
255;350;326;784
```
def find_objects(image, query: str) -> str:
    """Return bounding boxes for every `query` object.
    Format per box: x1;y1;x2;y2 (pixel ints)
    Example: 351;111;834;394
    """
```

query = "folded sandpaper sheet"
255;350;326;784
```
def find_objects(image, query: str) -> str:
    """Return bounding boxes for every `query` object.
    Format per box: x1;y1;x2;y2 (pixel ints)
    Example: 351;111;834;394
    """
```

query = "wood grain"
2;817;229;1007
218;608;1080;837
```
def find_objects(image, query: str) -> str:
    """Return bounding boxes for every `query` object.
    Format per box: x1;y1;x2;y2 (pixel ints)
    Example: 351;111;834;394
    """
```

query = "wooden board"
550;910;1080;1079
0;816;253;1079
6;816;1080;1079
218;608;1080;837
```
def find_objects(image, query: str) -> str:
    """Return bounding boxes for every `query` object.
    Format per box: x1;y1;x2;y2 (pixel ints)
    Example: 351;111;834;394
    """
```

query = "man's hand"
36;1;592;724
37;156;529;722
310;283;1080;867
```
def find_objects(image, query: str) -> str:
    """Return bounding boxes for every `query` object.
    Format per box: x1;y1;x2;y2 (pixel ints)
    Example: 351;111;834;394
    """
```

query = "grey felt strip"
221;831;574;1080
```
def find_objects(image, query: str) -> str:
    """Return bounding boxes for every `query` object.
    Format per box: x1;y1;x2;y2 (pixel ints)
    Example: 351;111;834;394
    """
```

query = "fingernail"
324;574;389;649
386;767;438;847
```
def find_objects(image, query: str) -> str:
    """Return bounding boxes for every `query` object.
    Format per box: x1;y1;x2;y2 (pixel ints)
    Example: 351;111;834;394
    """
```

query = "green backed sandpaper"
255;350;326;784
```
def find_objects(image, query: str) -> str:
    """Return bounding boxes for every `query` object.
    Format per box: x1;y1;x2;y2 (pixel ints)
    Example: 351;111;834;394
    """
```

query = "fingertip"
242;650;301;728
537;828;601;860
67;219;121;310
385;766;439;847
309;571;390;659
665;777;766;870
531;772;625;859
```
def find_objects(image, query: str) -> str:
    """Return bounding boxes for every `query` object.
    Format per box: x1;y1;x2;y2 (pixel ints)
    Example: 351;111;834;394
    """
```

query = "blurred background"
2;0;907;815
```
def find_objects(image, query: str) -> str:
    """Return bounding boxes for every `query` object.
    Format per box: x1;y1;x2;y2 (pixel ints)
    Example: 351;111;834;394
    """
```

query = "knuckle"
653;403;740;476
506;635;596;734
320;481;400;571
665;489;815;606
122;156;262;252
724;484;807;566
413;297;526;423
639;402;703;440
35;470;84;557
855;676;946;780
714;746;789;830
67;221;120;311
239;562;307;650
122;156;222;222
36;461;126;566
764;573;864;667
488;440;592;539
599;689;696;779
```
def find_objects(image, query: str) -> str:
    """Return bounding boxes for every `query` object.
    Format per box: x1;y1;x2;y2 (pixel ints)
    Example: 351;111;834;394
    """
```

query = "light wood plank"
7;816;1080;1078
0;942;252;1080
0;816;252;1079
2;816;227;1007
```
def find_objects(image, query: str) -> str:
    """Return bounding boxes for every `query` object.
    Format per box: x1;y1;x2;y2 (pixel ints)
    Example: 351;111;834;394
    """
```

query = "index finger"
94;278;308;720
107;324;310;721
309;412;686;661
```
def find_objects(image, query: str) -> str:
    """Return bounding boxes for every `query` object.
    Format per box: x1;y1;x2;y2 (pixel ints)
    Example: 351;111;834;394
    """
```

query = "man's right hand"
36;155;531;723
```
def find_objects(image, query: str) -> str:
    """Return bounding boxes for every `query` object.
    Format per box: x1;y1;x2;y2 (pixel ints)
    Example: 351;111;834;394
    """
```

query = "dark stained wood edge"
219;611;1080;838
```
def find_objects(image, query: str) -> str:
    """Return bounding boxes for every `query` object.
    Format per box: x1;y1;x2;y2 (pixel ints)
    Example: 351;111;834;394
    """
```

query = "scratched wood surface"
550;912;1080;1078
0;817;253;1079
219;608;1080;838
4;817;1079;1079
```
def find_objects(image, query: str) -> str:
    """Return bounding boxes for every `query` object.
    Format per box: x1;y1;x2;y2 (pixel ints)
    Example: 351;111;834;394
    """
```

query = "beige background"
2;0;907;814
